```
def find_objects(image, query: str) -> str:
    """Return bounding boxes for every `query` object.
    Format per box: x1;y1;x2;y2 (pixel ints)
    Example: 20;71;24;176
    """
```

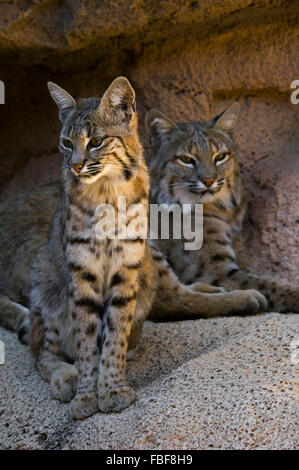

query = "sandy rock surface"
0;313;298;450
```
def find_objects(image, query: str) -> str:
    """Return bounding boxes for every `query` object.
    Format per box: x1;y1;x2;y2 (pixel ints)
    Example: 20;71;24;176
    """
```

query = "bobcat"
145;103;299;313
0;81;267;420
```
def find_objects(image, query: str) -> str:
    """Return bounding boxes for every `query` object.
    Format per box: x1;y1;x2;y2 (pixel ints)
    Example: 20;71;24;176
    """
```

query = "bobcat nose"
202;177;216;188
71;163;83;174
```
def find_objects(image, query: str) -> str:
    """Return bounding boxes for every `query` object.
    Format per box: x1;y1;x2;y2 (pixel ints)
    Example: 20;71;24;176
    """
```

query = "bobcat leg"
150;253;267;321
190;282;225;293
38;349;78;403
34;322;78;403
65;249;104;419
126;318;143;360
98;268;138;413
69;303;101;420
0;294;30;343
221;270;299;313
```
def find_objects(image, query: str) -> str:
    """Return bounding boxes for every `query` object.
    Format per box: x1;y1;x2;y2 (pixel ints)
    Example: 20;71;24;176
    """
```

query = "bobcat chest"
66;218;143;292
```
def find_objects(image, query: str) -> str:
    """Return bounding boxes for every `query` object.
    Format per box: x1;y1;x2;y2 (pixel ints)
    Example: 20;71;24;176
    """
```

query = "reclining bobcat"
145;103;299;313
0;79;266;419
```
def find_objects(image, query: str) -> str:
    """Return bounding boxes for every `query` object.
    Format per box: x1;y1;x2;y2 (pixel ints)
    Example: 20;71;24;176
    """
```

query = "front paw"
98;385;136;413
234;289;267;314
50;365;78;402
70;393;98;420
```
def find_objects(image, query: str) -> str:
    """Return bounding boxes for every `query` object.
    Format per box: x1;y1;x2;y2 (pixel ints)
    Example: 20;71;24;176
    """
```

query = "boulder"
0;313;297;449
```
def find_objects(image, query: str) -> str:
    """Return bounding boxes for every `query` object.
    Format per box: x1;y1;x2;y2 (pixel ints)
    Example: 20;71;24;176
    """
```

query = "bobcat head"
145;103;242;209
48;77;140;185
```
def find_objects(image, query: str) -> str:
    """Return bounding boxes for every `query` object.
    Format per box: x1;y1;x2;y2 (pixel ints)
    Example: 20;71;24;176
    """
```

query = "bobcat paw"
70;393;98;420
50;365;78;403
98;385;136;413
235;289;267;314
17;317;30;345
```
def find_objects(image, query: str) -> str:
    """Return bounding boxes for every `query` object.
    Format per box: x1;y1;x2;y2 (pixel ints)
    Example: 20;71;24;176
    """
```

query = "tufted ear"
145;109;177;139
98;76;136;123
47;81;77;122
212;101;240;131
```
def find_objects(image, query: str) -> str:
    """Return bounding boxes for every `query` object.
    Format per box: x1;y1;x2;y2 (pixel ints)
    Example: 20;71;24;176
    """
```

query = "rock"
0;1;296;70
0;313;297;449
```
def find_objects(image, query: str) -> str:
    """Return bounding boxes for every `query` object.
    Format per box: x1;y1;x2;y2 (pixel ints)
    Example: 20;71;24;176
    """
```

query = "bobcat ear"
213;102;240;130
145;110;177;139
99;76;136;123
47;82;77;121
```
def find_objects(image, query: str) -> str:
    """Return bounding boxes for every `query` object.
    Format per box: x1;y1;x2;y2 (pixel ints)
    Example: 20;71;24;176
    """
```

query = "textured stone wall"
0;0;298;281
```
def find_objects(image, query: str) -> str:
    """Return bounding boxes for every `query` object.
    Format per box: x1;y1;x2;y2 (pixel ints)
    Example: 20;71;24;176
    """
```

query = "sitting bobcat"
0;80;267;420
145;103;299;313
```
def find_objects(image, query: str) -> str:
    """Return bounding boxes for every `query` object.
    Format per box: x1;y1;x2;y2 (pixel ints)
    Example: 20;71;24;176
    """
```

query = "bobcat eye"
214;153;229;165
177;155;196;167
62;139;73;150
89;138;104;150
